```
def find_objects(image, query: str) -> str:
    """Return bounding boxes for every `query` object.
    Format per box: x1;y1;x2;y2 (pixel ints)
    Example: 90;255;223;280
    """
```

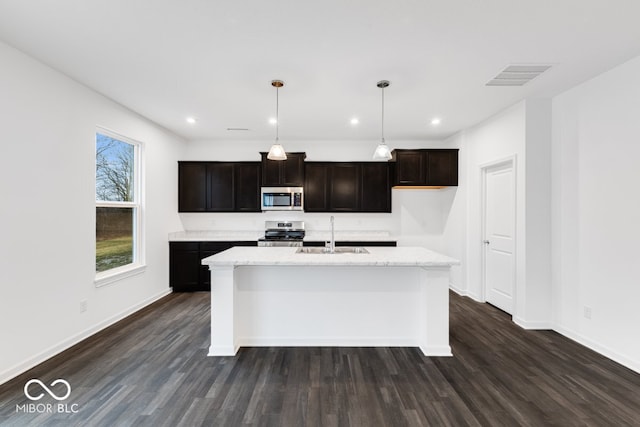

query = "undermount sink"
296;247;370;254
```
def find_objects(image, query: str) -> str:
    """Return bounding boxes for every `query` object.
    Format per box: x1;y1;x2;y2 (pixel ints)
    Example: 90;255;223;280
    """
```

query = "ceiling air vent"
226;128;250;131
486;65;551;86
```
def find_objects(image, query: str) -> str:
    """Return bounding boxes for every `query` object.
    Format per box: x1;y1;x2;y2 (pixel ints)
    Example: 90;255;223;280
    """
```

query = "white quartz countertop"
303;231;395;242
169;231;263;241
201;246;459;267
169;230;397;242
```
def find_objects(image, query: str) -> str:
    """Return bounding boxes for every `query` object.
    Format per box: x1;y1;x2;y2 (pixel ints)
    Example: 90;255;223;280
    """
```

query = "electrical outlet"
583;306;591;319
80;300;88;313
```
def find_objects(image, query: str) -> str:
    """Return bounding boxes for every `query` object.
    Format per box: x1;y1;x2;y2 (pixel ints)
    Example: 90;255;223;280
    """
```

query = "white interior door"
483;161;515;314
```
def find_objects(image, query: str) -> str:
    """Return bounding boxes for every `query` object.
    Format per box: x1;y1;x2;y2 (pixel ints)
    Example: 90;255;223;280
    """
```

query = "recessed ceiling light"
186;117;197;124
350;118;359;125
269;118;277;125
431;118;441;126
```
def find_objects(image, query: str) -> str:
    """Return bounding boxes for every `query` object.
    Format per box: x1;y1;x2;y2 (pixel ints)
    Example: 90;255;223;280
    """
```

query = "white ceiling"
1;0;640;142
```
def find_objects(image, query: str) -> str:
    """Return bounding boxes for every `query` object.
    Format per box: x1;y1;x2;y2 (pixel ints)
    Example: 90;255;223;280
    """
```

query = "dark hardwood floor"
1;291;639;426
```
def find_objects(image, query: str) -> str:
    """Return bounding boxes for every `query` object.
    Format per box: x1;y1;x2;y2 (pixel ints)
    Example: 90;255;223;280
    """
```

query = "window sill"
95;264;146;287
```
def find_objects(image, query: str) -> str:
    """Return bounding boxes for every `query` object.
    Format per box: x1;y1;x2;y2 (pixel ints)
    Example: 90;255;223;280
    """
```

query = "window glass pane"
96;133;135;202
96;207;134;272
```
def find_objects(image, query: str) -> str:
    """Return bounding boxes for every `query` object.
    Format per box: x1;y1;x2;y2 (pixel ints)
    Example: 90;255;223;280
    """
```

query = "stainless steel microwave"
261;187;304;211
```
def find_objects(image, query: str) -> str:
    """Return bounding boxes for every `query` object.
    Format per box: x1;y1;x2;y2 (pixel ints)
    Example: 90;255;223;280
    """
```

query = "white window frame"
95;126;145;287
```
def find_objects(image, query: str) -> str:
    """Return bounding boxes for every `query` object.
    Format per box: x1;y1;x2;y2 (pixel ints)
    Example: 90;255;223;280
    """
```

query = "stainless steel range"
257;221;305;247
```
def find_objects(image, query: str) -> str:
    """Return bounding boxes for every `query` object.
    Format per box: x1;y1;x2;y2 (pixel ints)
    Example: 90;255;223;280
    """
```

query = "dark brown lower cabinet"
169;242;201;291
170;241;257;292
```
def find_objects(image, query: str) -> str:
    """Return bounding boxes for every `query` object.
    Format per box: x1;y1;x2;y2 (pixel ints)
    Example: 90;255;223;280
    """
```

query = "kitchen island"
201;246;459;357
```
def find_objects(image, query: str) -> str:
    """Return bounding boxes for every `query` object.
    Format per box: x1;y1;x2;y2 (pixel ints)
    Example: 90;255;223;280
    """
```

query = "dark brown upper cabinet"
260;152;306;187
360;162;392;212
206;163;235;211
393;150;425;185
178;161;261;212
328;163;360;211
390;149;458;187
304;162;391;213
233;163;262;211
427;150;458;186
304;163;328;212
179;162;207;211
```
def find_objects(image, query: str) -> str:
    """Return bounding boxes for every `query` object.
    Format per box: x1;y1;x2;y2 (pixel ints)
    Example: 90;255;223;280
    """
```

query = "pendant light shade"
373;141;392;160
373;80;393;161
267;143;286;160
267;80;287;161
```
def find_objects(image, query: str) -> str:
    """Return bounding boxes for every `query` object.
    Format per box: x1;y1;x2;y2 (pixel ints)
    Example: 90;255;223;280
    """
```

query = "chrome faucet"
326;215;336;253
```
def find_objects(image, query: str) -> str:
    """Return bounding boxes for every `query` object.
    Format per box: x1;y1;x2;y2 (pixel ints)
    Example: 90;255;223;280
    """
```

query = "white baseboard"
239;337;416;347
513;316;553;330
0;288;172;386
449;284;483;302
449;283;467;296
553;324;640;374
208;345;239;356
419;345;453;357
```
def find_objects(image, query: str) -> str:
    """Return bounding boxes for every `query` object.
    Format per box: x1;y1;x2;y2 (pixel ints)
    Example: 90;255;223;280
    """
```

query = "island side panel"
419;267;452;356
208;265;238;356
232;266;423;347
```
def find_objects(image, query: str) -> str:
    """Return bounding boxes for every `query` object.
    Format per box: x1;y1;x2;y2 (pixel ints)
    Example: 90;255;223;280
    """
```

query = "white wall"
181;139;461;254
0;41;185;384
522;99;552;327
441;134;466;294
552;54;640;372
448;102;526;301
447;100;553;328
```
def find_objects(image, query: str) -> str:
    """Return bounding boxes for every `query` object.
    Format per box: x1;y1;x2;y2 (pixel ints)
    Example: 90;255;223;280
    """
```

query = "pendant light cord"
276;85;279;142
381;85;385;143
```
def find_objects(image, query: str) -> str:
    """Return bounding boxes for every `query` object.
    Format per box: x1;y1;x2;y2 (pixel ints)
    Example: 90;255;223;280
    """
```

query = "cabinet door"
281;153;305;186
260;153;281;186
360;162;391;212
261;152;305;187
395;150;426;185
235;163;261;211
207;163;235;211
170;242;202;292
427;150;458;186
328;164;359;211
304;163;328;211
178;163;207;212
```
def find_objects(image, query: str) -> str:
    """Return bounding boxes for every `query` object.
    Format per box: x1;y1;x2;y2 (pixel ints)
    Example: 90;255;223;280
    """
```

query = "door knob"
483;240;490;244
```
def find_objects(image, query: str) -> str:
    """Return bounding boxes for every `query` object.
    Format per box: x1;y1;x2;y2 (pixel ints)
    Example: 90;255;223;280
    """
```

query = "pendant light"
267;80;287;160
373;80;392;160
